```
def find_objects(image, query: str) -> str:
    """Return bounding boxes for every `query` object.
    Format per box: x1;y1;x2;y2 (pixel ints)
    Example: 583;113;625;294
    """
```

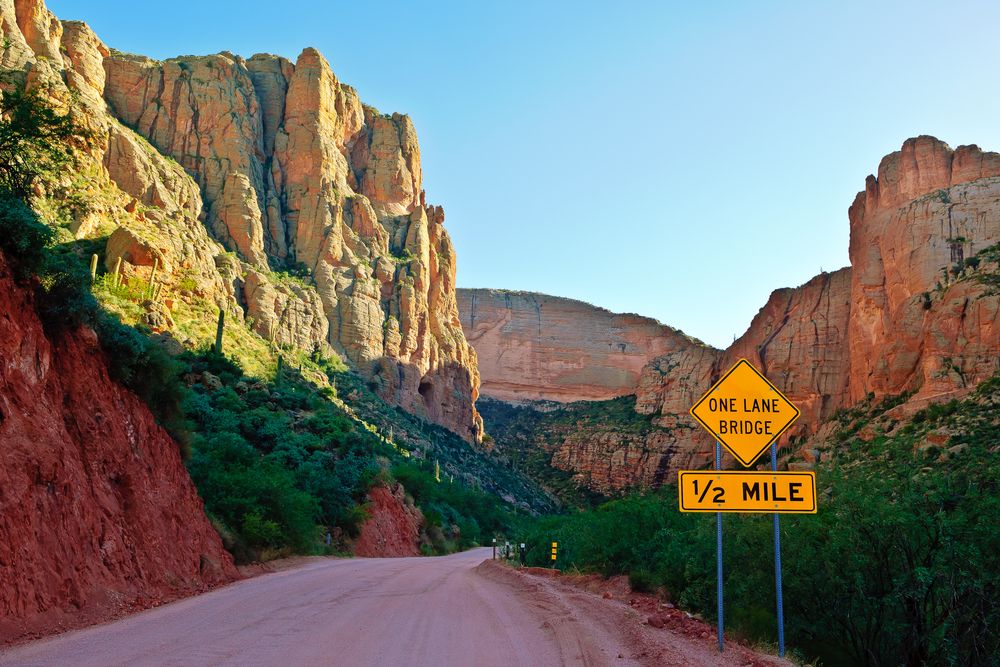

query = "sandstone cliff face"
0;0;481;441
2;6;240;326
99;45;480;440
847;137;1000;405
0;253;238;642
713;268;853;432
458;289;705;403
469;138;1000;492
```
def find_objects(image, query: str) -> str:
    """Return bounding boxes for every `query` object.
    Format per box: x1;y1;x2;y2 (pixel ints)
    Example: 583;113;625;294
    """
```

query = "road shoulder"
474;560;790;667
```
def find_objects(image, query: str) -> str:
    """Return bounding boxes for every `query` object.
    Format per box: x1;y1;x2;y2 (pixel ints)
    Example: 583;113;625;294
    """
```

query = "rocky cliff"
466;137;1000;493
0;0;481;441
846;137;1000;405
458;289;706;403
0;252;238;643
98;47;481;441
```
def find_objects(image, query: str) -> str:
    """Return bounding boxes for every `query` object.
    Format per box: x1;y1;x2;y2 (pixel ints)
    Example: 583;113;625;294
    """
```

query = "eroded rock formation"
353;484;423;558
99;46;480;441
1;0;482;441
846;137;1000;404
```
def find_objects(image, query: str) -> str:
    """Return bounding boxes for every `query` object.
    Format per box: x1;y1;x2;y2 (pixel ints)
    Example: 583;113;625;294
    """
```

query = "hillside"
0;247;239;641
519;372;1000;664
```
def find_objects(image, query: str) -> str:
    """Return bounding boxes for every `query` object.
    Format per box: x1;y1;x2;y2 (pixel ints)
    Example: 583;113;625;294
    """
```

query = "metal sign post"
715;441;724;653
684;359;812;657
772;443;786;658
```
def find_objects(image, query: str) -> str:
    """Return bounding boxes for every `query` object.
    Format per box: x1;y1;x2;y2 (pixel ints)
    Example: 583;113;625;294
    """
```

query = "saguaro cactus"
434;460;441;483
215;308;225;355
89;253;98;281
112;256;122;287
147;257;159;299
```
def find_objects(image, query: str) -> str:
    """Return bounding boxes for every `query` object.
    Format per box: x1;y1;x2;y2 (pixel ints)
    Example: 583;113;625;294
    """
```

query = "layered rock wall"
100;47;481;440
847;137;1000;404
458;289;706;403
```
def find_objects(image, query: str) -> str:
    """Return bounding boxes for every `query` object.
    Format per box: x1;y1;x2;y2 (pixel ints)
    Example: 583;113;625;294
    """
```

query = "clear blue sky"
49;0;1000;348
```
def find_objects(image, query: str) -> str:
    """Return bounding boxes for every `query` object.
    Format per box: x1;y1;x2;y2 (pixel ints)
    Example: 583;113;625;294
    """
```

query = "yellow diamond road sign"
690;359;800;467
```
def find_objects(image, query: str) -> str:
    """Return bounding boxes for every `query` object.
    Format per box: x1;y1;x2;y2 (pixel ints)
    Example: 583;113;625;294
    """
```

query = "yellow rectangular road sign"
690;359;800;467
678;470;817;513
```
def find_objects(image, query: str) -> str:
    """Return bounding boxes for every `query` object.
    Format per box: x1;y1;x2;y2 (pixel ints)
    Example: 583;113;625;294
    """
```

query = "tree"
0;83;89;199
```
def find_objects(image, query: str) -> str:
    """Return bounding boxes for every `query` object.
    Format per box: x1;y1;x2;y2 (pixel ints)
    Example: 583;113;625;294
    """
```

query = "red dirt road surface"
0;548;785;666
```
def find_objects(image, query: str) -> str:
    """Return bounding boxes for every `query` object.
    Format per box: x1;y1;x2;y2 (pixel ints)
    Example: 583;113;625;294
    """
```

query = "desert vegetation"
519;380;1000;665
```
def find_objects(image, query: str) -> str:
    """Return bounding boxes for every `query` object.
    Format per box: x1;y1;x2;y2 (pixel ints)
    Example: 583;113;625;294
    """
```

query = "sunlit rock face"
846;137;1000;406
98;46;482;441
457;289;706;404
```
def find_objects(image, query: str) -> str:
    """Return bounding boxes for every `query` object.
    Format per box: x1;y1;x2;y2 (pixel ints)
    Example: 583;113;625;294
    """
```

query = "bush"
36;245;99;331
392;461;521;552
0;193;53;278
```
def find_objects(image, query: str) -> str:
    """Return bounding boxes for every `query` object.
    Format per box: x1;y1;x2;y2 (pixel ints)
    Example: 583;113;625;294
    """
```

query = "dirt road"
0;548;776;666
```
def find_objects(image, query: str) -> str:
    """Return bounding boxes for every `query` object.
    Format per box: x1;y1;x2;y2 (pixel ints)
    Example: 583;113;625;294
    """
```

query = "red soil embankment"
0;252;238;643
353;483;423;557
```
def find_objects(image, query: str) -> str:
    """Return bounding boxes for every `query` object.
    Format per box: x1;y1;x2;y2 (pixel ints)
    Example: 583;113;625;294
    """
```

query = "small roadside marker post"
683;359;808;658
492;537;496;560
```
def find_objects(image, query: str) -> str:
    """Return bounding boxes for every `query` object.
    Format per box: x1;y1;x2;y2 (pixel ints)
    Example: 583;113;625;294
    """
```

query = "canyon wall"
465;137;1000;492
1;0;481;441
97;48;481;441
0;253;238;642
846;137;1000;404
457;289;708;403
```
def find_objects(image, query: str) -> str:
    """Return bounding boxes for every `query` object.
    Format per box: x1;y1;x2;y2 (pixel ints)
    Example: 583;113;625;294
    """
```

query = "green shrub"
628;568;655;593
36;245;99;331
94;274;148;302
0;193;53;278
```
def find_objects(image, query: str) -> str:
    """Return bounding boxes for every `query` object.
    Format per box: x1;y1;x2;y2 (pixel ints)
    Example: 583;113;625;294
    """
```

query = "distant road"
1;548;775;666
